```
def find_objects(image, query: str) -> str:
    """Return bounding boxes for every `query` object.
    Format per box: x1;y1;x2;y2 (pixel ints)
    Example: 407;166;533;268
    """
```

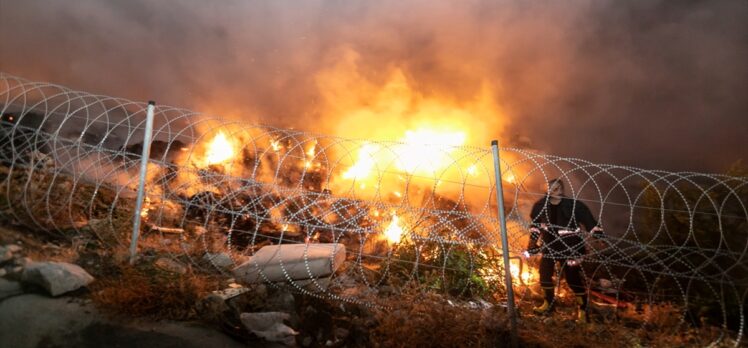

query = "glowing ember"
140;197;151;219
395;129;466;175
384;214;404;244
504;172;516;184
270;140;282;152
205;131;235;165
306;142;316;157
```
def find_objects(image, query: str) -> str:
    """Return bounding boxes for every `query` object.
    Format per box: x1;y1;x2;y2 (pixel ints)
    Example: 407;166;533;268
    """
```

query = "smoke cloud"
1;0;746;172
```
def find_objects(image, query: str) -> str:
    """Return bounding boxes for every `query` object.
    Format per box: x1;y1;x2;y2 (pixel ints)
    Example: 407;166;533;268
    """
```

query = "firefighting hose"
522;226;606;267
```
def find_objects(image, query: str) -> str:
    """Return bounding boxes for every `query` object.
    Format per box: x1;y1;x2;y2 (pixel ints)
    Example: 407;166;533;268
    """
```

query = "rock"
0;268;6;277
204;252;234;269
478;299;494;309
196;293;231;323
154;258;187;275
240;312;298;346
16;257;33;267
0;248;12;264
0;278;23;300
5;245;22;254
234;243;346;284
598;278;612;288
21;262;94;296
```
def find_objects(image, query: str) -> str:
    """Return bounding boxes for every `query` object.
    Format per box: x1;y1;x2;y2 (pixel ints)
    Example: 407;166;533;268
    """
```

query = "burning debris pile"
0;101;515;305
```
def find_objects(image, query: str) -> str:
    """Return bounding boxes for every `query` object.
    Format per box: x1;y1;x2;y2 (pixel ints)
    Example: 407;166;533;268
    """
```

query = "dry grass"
369;289;510;347
516;299;737;348
89;253;221;320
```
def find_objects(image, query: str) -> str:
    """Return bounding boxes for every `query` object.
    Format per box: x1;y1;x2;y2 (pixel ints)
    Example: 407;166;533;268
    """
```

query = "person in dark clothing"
525;178;604;323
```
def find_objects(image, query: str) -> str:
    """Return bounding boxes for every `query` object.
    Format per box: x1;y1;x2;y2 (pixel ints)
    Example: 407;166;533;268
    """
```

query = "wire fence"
1;73;745;345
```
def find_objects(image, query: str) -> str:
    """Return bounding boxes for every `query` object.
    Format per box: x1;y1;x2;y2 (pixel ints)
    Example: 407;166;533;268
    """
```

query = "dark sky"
1;0;746;173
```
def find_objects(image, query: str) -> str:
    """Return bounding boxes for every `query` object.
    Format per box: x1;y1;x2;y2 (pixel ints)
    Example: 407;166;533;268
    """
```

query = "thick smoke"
1;0;746;172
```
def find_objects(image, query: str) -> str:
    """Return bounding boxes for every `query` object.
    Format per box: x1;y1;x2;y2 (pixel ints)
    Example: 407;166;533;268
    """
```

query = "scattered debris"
234;243;346;284
149;225;185;234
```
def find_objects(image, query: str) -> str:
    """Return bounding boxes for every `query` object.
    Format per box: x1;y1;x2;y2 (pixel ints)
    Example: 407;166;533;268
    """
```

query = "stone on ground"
204;252;234;269
154;257;188;274
241;311;298;346
233;243;346;284
21;261;94;296
0;247;13;263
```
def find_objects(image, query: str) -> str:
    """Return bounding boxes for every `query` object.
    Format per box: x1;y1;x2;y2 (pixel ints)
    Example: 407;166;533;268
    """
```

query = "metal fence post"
129;101;156;264
491;140;519;348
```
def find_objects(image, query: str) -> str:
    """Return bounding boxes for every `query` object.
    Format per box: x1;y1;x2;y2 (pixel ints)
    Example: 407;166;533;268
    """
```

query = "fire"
341;127;466;182
509;260;535;285
140;197;151;219
306;141;316;157
504;172;516;184
270;140;282;152
383;214;404;244
395;129;466;175
342;143;380;180
205;131;235;165
467;165;478;177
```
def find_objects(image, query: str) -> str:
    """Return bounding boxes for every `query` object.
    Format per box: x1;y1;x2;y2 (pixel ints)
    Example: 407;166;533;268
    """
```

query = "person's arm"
526;201;544;254
574;200;604;237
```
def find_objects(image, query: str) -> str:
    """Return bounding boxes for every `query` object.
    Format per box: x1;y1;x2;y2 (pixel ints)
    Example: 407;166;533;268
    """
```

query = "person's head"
546;178;565;198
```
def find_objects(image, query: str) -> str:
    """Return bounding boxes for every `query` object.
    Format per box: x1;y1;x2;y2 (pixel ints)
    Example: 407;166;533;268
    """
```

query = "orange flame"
395;129;466;175
342;127;466;183
384;214;404;244
342;143;379;180
205;131;235;165
509;260;535;285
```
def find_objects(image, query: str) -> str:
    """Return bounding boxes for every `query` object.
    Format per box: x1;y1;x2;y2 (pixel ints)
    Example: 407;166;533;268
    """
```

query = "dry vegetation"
88;252;222;320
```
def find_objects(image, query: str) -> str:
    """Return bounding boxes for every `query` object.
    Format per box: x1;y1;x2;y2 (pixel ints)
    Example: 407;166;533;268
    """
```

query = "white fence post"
491;139;518;348
129;101;156;264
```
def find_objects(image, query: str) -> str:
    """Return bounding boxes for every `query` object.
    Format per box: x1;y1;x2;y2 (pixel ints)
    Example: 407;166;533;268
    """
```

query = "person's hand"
590;226;604;238
589;226;607;250
524;239;540;258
